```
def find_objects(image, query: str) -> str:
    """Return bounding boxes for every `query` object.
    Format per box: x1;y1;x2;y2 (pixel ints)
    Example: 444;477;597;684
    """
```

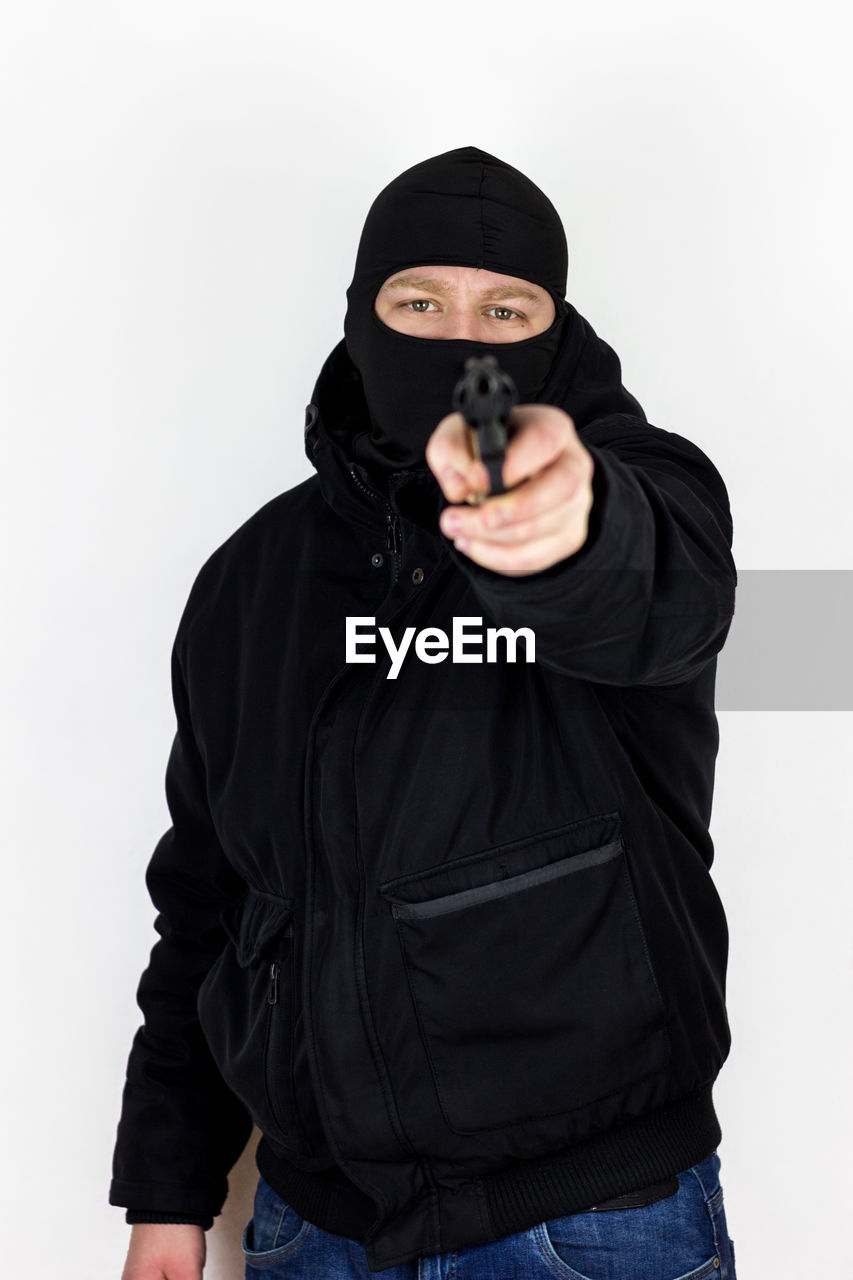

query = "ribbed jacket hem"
479;1082;721;1236
257;1142;377;1241
256;1082;721;1249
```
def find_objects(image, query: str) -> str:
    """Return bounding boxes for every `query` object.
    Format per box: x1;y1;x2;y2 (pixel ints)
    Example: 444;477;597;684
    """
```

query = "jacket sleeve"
109;611;254;1224
441;414;737;686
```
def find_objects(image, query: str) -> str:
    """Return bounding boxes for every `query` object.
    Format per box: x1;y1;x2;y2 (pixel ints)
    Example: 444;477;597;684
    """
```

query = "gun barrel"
451;356;519;500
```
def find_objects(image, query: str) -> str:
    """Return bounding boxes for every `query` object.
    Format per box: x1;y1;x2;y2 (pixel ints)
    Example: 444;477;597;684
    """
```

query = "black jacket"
109;320;737;1273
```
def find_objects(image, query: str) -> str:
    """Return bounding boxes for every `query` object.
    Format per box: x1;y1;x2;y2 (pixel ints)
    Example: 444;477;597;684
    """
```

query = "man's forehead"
378;265;546;303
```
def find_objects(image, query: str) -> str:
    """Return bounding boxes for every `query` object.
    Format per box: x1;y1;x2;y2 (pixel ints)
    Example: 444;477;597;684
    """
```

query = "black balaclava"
343;146;571;482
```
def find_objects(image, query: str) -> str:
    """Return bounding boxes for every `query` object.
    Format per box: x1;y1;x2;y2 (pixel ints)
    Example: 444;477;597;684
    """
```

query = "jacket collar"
303;339;447;538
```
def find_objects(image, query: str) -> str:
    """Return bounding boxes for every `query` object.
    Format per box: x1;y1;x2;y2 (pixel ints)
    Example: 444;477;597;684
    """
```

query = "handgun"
451;355;518;506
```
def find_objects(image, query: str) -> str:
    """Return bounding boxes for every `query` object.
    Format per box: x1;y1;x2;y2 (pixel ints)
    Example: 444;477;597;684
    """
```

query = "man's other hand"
120;1222;206;1280
427;405;595;576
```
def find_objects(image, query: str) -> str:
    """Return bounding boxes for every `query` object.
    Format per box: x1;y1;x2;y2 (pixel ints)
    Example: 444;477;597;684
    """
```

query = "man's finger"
426;412;491;500
440;448;580;544
497;405;576;491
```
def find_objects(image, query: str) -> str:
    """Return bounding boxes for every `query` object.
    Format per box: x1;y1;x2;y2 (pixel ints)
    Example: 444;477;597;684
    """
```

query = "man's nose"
443;310;480;340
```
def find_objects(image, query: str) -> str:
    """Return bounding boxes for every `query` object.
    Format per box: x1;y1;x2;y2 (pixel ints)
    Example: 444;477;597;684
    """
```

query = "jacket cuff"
110;1175;224;1224
125;1209;214;1228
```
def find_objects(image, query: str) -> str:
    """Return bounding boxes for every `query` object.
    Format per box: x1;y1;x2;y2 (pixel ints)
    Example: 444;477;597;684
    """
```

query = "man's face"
374;264;556;344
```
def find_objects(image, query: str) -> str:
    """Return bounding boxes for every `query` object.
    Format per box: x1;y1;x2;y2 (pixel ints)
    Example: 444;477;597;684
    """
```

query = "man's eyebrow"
479;285;543;303
381;275;544;304
382;275;455;295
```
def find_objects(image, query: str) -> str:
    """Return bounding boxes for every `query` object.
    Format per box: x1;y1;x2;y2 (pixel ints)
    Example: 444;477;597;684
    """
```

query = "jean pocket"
241;1176;313;1266
379;811;671;1133
535;1155;727;1280
537;1230;724;1280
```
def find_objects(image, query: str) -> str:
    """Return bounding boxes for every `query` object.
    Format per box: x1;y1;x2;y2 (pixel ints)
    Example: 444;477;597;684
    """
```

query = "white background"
1;1;850;1276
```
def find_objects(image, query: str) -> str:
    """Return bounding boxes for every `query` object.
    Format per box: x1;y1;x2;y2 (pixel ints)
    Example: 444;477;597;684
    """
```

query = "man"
112;146;739;1279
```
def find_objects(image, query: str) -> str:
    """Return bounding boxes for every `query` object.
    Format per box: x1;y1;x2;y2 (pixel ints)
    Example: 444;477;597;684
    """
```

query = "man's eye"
404;299;437;313
487;306;521;321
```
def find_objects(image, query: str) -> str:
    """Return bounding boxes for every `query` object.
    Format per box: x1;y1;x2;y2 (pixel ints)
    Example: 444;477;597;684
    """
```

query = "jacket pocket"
197;884;314;1156
378;812;671;1135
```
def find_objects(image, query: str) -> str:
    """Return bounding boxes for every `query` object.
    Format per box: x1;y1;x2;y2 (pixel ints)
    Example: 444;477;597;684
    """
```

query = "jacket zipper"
262;961;283;1137
385;512;401;559
263;946;312;1148
348;465;402;585
267;960;279;1005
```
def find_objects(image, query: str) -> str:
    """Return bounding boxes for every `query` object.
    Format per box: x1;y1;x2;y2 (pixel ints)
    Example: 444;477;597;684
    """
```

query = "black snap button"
412;567;424;584
371;553;384;567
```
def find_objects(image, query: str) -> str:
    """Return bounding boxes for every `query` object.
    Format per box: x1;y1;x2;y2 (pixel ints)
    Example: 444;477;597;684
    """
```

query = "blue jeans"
243;1150;737;1279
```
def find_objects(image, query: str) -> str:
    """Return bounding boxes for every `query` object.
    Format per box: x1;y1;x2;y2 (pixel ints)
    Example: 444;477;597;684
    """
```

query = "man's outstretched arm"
428;407;736;687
